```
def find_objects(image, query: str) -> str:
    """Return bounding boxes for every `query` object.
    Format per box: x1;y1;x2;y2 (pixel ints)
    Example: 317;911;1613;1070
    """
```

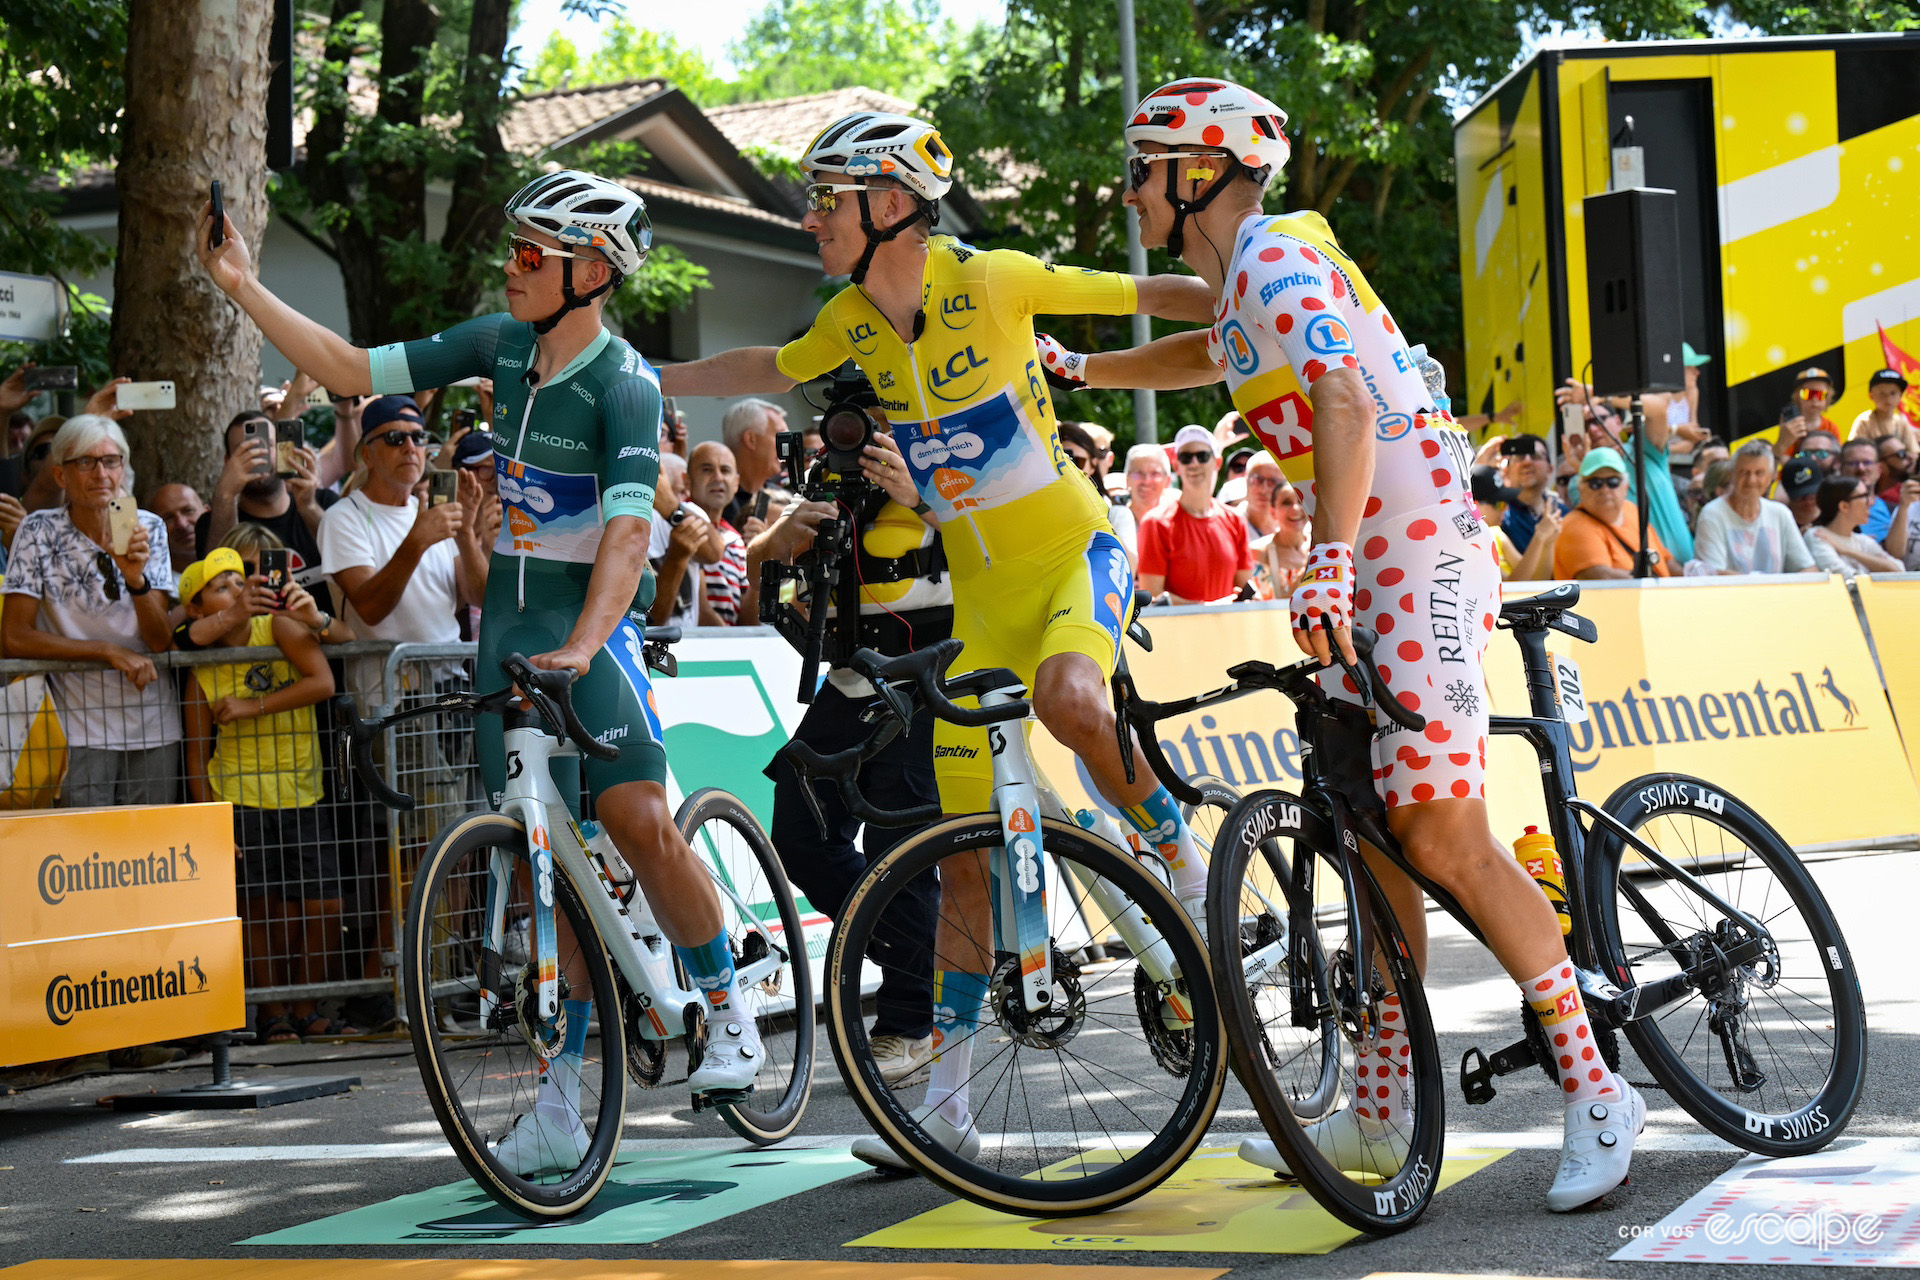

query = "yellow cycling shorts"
933;528;1134;814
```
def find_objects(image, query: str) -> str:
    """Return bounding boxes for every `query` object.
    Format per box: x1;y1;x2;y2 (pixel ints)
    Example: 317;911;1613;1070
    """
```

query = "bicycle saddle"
1498;582;1598;643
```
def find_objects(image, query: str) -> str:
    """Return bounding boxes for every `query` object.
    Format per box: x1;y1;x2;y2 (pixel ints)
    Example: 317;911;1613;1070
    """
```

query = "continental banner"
1030;579;1920;853
1;803;243;1065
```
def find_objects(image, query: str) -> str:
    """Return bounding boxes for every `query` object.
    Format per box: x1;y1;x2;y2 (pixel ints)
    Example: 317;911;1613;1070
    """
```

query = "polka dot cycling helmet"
1126;79;1291;185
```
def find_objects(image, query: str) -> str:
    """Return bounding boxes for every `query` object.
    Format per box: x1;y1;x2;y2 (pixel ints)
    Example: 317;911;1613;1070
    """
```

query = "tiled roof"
502;79;668;154
704;86;920;157
620;175;801;232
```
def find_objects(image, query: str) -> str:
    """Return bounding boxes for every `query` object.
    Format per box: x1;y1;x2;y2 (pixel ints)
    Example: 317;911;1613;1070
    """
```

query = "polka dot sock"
1523;962;1620;1104
1353;992;1412;1126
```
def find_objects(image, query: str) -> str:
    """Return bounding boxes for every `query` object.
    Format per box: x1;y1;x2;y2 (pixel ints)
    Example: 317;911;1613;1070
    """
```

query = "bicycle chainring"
622;986;668;1089
1133;964;1194;1077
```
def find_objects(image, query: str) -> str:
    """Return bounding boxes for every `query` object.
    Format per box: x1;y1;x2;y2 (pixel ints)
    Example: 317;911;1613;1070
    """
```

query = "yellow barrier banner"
1;803;242;1066
1032;579;1920;853
1853;575;1920;791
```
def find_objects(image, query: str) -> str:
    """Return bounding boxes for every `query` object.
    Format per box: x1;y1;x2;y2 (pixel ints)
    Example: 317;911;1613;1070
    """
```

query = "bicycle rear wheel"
1207;790;1445;1234
676;787;814;1144
405;812;625;1216
1586;773;1866;1156
827;814;1225;1216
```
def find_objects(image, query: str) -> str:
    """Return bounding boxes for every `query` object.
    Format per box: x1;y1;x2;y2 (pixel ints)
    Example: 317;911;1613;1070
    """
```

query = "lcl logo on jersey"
1220;320;1259;376
1303;314;1356;356
927;345;989;402
847;321;880;355
941;293;978;330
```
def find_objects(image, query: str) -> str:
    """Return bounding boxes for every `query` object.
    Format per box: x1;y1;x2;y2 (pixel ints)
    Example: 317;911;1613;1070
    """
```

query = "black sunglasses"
95;551;120;603
1177;449;1215;464
1586;474;1625;489
374;429;431;448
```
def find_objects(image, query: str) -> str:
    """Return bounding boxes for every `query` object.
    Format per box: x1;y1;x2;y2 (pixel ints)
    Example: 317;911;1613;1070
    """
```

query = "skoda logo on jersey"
1375;412;1414;442
1220;320;1259;376
847;321;880;355
927;345;989;403
940;293;978;330
1303;314;1356;357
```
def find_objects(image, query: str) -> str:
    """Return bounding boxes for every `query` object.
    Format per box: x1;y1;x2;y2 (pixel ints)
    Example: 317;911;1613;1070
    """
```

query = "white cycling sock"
924;971;988;1126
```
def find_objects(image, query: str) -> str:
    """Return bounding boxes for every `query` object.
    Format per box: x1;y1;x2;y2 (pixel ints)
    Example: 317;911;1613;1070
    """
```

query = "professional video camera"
759;363;942;702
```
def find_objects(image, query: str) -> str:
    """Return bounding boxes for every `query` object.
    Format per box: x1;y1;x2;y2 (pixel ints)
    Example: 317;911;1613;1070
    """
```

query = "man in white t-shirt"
1691;440;1818;575
317;396;488;702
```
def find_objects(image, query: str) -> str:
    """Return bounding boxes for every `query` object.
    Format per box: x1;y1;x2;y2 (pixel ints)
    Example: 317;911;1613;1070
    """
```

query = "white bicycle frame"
482;719;789;1043
975;684;1193;1023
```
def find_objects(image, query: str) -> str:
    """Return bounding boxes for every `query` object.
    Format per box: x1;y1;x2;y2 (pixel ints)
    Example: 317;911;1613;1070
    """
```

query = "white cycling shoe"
851;1103;983;1172
690;1018;764;1098
1238;1106;1412;1177
1547;1082;1644;1212
494;1107;589;1176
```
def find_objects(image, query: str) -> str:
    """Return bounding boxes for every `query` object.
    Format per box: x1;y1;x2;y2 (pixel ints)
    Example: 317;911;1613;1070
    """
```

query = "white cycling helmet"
506;169;653;277
1126;79;1291;182
801;111;954;202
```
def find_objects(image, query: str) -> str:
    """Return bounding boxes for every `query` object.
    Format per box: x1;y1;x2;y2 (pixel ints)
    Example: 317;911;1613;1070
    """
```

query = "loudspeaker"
1583;187;1684;395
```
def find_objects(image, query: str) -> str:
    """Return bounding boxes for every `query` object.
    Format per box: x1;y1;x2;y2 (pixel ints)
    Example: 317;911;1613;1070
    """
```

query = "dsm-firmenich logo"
38;845;200;905
1568;666;1863;772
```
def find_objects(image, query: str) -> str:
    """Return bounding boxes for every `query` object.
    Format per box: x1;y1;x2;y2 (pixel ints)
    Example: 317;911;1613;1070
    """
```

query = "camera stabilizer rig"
757;421;876;702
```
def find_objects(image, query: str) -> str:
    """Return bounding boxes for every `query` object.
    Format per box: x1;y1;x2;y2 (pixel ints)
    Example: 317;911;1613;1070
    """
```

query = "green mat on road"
243;1147;867;1246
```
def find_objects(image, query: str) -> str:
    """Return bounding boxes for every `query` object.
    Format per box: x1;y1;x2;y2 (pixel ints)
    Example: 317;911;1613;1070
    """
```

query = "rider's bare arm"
196;206;372;394
657;347;794;398
1303;367;1378;552
1132;274;1217;323
1084;331;1224;391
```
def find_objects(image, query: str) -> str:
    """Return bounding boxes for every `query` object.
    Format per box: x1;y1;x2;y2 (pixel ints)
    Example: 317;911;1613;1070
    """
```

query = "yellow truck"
1454;33;1920;442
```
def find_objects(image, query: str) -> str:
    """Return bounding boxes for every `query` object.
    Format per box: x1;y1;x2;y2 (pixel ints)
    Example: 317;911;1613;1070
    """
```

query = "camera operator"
753;366;951;1085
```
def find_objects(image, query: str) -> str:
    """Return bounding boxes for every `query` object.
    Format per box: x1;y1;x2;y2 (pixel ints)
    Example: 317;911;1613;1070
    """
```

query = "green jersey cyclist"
660;110;1222;1171
196;171;767;1176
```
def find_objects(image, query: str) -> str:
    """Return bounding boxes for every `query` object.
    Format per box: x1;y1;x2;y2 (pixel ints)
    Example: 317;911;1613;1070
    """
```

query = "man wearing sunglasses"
198;169;771;1165
1553;446;1674;579
661;109;1223;1173
1137;424;1253;603
1039;76;1649;1209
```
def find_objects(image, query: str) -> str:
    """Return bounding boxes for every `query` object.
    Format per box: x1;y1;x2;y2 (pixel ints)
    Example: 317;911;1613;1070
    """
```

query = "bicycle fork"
985;692;1054;1015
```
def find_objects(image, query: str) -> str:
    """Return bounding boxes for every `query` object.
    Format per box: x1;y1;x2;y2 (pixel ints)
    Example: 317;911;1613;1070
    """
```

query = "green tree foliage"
520;17;725;103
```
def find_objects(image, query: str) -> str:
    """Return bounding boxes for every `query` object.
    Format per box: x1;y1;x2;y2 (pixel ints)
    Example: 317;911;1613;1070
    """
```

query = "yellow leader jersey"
776;236;1136;573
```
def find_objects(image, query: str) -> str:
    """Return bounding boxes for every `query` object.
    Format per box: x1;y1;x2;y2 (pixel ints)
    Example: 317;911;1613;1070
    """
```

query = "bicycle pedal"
691;1087;750;1111
1460;1046;1498;1105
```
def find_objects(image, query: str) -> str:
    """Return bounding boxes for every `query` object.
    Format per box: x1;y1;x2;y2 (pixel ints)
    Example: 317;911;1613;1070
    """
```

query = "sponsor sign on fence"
1;803;243;1065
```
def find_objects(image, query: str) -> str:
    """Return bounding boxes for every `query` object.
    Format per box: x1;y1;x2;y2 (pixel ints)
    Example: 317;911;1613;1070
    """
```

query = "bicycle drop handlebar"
333;637;682;812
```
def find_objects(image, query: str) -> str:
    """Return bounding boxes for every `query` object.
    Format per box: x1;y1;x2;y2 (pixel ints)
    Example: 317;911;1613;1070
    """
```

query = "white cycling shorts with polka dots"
1319;499;1503;809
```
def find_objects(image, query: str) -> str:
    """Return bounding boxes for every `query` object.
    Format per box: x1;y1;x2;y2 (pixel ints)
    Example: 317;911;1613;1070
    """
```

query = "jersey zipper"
511;372;541;611
904;342;992;568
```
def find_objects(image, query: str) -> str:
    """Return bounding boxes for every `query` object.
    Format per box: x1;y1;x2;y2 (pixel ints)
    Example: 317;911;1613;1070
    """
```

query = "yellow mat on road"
846;1146;1510;1254
5;1262;1229;1280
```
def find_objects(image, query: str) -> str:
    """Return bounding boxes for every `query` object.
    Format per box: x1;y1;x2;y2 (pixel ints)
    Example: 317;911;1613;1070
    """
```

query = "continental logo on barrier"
38;846;200;905
1566;667;1865;773
45;957;210;1026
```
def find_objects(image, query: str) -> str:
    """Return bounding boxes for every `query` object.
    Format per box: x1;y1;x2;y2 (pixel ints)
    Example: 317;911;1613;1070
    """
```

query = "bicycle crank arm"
1459;1037;1541;1105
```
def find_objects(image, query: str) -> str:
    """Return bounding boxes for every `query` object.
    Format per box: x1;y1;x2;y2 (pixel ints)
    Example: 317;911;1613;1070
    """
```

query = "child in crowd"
179;547;348;1042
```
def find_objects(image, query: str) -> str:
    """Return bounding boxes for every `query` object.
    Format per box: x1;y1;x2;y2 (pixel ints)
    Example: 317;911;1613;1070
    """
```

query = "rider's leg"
924;847;992;1125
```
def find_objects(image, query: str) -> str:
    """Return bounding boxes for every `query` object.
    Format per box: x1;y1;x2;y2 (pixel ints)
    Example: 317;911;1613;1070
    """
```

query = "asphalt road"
5;846;1916;1279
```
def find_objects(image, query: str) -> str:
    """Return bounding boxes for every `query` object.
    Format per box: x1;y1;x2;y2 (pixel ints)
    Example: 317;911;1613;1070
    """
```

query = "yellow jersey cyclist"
1039;78;1641;1212
661;110;1221;1170
195;170;768;1176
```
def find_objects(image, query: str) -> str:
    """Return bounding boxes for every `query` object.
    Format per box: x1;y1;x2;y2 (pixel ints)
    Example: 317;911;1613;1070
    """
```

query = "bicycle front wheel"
677;787;814;1144
827;814;1225;1216
1586;773;1867;1156
1207;789;1446;1234
405;812;626;1217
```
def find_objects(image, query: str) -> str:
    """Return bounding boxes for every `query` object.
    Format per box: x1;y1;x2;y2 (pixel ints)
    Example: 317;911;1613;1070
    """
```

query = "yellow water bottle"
1513;825;1572;936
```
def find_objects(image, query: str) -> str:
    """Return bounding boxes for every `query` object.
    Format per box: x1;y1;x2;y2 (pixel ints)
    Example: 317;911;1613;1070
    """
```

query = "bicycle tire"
1206;789;1446;1234
827;813;1225;1216
1585;773;1866;1157
675;787;814;1144
405;811;626;1216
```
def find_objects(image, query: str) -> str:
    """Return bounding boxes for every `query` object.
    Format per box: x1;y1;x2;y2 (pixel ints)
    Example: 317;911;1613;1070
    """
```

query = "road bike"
338;639;813;1217
786;634;1229;1216
1119;582;1867;1232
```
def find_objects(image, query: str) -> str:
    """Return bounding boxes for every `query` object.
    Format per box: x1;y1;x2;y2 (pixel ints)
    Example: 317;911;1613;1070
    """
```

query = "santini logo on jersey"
617;445;656;461
1258;271;1320;306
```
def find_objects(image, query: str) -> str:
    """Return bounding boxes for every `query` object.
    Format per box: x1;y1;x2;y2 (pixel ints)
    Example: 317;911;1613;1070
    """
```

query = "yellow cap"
179;546;246;604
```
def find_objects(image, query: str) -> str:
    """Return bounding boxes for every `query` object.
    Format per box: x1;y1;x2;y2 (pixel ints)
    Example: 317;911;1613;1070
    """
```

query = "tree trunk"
438;0;515;323
111;0;273;503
